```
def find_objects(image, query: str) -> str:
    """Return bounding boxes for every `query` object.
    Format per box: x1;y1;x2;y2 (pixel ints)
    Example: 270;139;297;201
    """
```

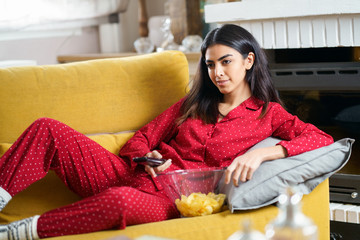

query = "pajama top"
119;96;334;172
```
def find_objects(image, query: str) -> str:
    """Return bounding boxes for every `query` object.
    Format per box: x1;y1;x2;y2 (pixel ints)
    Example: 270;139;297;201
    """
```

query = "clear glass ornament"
181;35;203;52
158;17;179;51
227;219;266;240
134;37;154;54
265;187;318;240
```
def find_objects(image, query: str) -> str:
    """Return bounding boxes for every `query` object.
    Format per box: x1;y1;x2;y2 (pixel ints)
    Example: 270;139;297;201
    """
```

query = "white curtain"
0;0;129;31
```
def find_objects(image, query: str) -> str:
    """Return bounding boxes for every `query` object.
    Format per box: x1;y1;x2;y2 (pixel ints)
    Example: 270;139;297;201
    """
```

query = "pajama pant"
0;118;179;238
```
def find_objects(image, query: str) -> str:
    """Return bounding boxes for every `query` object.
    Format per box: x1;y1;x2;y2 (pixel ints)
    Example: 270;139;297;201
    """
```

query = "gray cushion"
218;138;354;212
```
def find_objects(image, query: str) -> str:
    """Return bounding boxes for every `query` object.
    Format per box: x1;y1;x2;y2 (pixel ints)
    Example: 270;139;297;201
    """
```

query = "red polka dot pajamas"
0;97;333;238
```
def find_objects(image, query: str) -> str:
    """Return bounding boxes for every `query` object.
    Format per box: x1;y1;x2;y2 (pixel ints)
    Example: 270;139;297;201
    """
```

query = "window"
0;0;129;32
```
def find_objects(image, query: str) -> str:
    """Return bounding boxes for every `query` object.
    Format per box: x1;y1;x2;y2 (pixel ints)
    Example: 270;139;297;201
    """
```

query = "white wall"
0;0;167;65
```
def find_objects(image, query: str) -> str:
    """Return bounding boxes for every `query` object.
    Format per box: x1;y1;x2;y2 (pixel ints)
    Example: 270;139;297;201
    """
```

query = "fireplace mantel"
204;0;360;49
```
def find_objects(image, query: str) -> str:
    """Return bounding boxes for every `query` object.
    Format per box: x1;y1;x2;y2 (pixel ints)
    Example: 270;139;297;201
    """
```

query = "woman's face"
204;44;254;97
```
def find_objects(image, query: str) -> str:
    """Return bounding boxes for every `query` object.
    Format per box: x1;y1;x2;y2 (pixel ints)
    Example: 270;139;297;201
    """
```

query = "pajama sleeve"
118;99;184;169
270;103;334;157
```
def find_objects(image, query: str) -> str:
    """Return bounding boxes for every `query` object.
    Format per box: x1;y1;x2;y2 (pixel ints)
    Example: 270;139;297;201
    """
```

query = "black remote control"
133;157;166;167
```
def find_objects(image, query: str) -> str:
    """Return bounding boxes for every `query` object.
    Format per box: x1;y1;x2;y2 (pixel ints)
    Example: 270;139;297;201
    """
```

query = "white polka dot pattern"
0;96;333;238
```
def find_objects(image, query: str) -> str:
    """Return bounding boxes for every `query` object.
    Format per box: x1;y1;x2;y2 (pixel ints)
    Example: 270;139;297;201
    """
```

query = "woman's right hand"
144;150;172;177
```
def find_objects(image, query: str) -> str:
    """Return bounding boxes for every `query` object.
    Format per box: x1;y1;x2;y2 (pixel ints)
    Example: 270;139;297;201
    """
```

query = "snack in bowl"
175;192;226;217
156;168;226;217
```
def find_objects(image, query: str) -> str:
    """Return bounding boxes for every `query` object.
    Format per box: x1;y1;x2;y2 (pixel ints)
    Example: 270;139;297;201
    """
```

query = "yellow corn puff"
175;192;226;217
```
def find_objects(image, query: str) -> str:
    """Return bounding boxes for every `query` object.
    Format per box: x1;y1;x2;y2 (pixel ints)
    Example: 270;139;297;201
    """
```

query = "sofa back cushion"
0;51;189;143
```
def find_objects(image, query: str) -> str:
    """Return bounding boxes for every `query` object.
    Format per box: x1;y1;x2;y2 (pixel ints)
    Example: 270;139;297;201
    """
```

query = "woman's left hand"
225;150;264;186
225;145;287;186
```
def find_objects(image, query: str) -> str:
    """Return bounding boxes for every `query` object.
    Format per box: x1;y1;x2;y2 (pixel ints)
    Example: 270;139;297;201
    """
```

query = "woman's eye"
222;59;231;65
206;63;214;68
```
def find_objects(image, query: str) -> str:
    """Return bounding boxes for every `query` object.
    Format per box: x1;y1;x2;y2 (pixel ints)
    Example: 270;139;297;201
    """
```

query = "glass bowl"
157;167;226;203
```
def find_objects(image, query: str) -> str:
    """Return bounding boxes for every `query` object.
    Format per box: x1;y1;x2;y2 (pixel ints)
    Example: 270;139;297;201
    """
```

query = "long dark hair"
178;24;282;124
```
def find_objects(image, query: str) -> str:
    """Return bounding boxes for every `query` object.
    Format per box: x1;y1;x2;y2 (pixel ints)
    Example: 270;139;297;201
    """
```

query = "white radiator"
204;0;360;49
330;203;360;224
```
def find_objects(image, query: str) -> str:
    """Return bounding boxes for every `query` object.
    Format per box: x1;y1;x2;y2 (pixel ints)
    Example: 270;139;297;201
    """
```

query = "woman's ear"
245;52;255;70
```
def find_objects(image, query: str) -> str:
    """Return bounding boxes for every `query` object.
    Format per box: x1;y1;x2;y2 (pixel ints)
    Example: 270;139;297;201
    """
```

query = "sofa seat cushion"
44;179;330;240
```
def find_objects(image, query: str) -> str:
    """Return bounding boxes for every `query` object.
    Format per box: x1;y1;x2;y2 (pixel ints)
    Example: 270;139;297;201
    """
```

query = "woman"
0;24;333;240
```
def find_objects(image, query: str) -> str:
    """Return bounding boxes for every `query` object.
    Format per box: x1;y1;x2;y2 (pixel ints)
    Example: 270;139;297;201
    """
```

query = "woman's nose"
215;65;224;77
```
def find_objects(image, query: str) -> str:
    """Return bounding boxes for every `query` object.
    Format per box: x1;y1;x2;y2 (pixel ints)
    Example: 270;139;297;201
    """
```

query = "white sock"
0;215;40;240
0;187;12;211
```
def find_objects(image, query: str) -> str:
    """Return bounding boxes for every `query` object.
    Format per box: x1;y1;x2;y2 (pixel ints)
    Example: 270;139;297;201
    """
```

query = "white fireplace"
204;0;360;49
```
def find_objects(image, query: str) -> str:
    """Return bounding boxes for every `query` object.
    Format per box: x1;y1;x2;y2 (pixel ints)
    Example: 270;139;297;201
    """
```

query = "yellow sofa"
0;51;330;240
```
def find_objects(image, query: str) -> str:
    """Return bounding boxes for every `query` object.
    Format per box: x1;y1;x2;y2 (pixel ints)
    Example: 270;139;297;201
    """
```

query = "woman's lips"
216;79;229;86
